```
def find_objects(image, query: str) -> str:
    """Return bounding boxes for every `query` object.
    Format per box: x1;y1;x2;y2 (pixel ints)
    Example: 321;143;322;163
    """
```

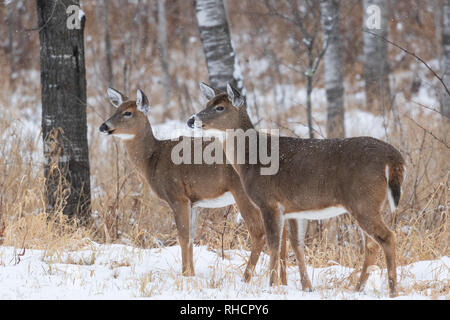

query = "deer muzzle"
187;116;195;129
99;122;115;135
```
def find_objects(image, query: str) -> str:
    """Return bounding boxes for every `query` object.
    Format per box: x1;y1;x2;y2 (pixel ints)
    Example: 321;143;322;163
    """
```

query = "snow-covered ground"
0;243;447;300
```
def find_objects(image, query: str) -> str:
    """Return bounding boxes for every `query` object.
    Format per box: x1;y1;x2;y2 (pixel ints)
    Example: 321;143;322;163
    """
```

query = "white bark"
320;0;345;138
157;0;171;106
195;0;244;93
103;0;113;88
434;0;444;115
442;0;450;118
363;0;391;114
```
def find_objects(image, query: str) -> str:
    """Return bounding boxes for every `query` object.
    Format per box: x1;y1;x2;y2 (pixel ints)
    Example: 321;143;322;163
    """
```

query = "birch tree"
102;0;114;88
363;0;391;115
195;0;244;93
157;0;171;107
6;3;16;85
36;0;91;221
320;0;345;138
442;0;450;119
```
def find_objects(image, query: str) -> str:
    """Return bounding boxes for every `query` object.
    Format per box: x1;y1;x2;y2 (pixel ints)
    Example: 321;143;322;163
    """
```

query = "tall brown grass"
1;89;447;266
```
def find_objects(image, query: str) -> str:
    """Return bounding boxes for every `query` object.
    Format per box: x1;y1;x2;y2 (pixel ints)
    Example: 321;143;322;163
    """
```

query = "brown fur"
194;89;405;296
100;92;291;283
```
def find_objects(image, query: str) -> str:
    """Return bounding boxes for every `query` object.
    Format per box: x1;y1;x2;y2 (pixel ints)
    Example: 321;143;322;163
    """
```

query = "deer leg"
280;224;288;285
259;204;283;287
230;190;265;282
356;233;379;292
355;215;397;297
287;218;312;291
378;228;397;297
169;200;195;276
190;207;199;245
189;206;199;273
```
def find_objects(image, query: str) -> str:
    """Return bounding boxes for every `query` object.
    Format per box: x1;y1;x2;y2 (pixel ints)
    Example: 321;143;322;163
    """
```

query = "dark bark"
36;0;91;221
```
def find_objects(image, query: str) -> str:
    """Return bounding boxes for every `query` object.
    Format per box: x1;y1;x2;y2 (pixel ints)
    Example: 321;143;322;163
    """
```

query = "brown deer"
189;82;406;297
98;87;291;283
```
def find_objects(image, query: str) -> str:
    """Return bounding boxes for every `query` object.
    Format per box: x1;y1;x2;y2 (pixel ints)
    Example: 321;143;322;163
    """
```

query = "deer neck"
238;106;255;131
223;107;256;175
122;121;158;172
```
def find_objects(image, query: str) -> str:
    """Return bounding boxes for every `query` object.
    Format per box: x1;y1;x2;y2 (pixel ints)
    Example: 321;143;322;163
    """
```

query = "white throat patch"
113;133;136;140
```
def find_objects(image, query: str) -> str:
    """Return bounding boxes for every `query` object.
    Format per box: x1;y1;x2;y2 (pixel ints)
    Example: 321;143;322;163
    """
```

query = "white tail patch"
385;165;396;213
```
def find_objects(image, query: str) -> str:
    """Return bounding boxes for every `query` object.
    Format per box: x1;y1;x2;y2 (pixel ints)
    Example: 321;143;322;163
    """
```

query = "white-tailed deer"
99;87;290;283
190;82;406;297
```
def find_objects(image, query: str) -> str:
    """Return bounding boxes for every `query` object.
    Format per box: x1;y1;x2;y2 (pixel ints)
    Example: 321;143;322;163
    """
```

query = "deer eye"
123;111;132;117
215;106;225;112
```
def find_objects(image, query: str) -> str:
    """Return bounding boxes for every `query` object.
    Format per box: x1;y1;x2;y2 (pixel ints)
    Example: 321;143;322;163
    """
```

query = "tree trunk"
7;4;16;86
442;0;450;119
306;75;314;139
321;0;345;138
363;0;391;115
103;0;114;88
157;0;171;109
36;0;91;221
195;0;244;93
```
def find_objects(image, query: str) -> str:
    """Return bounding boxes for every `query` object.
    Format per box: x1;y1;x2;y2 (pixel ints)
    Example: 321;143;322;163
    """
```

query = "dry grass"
0;95;447;275
0;1;447;298
0;46;448;299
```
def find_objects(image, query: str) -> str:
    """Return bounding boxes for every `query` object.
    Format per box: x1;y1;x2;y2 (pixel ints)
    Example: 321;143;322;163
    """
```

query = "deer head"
99;88;150;140
188;82;246;132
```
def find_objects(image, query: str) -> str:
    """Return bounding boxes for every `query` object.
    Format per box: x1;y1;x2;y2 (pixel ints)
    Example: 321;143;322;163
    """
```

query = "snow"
0;243;447;299
345;109;386;139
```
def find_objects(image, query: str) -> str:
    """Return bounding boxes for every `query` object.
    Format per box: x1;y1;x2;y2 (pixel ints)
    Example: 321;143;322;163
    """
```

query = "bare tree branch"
364;29;450;97
404;115;450;148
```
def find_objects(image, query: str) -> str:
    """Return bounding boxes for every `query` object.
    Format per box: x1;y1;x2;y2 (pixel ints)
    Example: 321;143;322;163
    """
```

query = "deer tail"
385;161;406;213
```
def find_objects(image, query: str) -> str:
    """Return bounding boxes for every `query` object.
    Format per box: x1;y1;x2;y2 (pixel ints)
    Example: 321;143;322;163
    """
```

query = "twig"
411;100;449;119
10;230;27;266
220;206;232;260
404;115;449;149
364;29;450;97
25;0;59;32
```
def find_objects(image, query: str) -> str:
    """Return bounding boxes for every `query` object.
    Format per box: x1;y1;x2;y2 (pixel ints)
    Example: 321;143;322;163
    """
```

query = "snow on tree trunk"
363;0;391;115
36;0;91;221
442;0;450;119
195;0;244;93
320;0;345;138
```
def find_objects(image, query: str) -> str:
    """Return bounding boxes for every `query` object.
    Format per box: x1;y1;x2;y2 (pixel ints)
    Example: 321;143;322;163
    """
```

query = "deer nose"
99;123;109;134
187;116;195;129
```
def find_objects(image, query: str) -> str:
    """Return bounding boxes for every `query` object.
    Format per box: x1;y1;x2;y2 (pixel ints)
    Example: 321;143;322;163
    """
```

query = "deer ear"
227;82;245;108
107;88;128;108
199;82;217;100
136;89;150;114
